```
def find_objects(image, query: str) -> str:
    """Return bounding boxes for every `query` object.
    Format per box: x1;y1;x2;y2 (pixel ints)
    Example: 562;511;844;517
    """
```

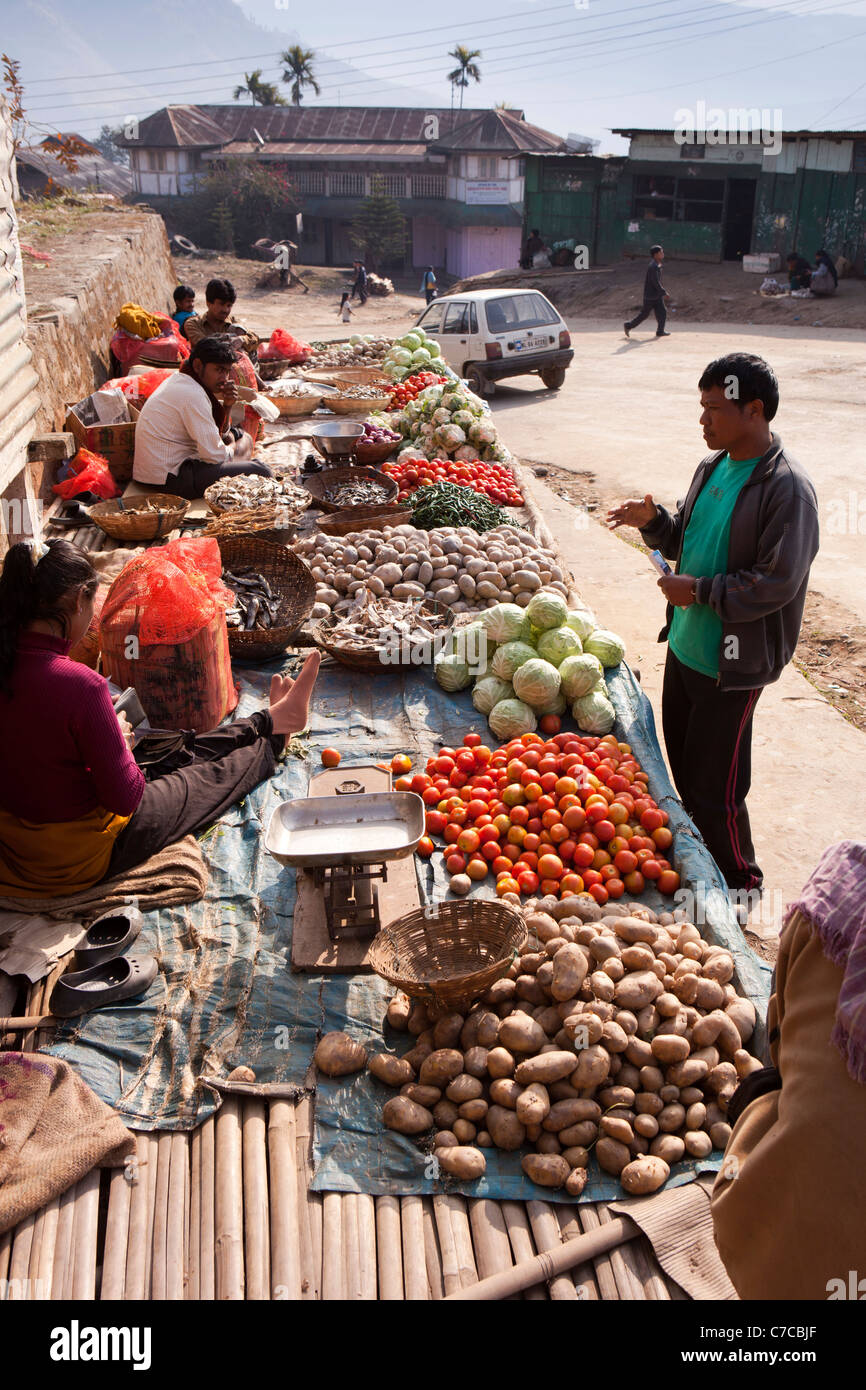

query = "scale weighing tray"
265;790;424;869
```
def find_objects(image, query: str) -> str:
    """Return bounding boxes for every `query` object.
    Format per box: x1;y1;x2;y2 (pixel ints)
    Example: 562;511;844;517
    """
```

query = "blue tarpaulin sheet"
46;656;771;1203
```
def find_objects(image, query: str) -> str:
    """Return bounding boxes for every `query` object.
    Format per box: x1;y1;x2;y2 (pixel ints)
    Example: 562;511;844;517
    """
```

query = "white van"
414;288;573;396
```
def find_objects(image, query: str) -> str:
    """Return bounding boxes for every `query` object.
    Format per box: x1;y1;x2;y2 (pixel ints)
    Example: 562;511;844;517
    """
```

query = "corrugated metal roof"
118;105;501;149
612;127;866;140
203;141;434;160
15;146;133;196
431;109;567;154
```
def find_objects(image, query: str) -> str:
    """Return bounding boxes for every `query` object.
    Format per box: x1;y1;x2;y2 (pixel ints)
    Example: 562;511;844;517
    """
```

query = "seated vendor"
172;283;196;330
184;277;259;356
0;538;320;900
786;252;812;291
133;336;273;500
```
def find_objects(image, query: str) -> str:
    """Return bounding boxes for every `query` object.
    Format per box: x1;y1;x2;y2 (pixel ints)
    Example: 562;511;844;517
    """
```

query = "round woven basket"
313;597;454;671
218;536;316;662
316;504;411;536
257;357;299;381
353;438;399;467
89;493;189;541
369;900;526;1017
302;466;397;513
303;366;389;386
325;394;391;416
264;392;323;417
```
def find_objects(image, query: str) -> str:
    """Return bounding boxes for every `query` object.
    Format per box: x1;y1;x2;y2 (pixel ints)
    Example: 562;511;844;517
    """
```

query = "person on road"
133;337;273;500
350;260;368;305
521;229;547;269
606;352;819;899
814;246;838;288
624;244;670;338
183;278;259;355
420;266;437;303
338;292;354;324
786;253;812;291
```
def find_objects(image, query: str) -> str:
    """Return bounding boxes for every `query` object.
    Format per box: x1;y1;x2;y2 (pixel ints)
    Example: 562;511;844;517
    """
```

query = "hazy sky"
9;0;866;150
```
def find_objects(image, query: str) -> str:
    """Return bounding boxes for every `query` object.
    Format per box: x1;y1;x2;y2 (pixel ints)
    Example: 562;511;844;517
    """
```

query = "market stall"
0;328;771;1302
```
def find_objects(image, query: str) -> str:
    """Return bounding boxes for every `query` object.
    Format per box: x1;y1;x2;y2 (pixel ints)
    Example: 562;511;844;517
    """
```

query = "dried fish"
222;568;283;632
205;474;310;516
317;589;447;655
324;480;390;508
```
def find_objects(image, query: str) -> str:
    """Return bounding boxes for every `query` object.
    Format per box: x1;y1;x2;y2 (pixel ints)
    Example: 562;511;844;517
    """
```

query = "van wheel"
465;365;491;396
540;366;566;390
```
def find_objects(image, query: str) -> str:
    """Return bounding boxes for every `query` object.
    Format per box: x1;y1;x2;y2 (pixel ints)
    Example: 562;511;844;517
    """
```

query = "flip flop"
50;955;158;1018
75;901;143;968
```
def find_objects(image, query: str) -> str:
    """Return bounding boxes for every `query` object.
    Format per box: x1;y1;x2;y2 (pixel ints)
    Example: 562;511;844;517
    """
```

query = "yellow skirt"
0;805;131;898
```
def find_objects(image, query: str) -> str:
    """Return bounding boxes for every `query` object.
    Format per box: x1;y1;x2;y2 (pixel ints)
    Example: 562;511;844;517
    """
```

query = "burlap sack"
0;1052;134;1233
711;911;866;1298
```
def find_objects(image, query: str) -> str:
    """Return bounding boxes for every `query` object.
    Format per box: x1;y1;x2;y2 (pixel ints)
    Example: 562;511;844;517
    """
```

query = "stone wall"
26;211;177;488
0;98;40;541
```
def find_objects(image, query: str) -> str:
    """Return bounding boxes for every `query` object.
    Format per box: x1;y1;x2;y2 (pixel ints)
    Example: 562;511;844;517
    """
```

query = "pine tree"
350;176;407;272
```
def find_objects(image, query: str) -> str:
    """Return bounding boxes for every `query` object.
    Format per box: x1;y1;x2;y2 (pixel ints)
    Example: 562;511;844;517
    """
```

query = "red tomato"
434;755;455;775
445;852;466;874
641;808;664;833
457;828;480;854
657;869;681;895
572;843;595;870
416;836;435;858
425;811;447;836
393;776;413;791
605;876;625;899
503;843;522;863
443;823;461;844
559;872;585;895
492;855;514;876
466;857;488;881
422;786;441;806
497;877;520;897
588;882;609;905
462;733;481;747
456;751;476;774
652;826;674;851
391;754;412;775
517;870;540;894
321;748;341;768
539;714;561;735
481;840;502;862
623;869;646;895
537;853;564;881
641;858;663;881
614;849;638;874
410;773;431;793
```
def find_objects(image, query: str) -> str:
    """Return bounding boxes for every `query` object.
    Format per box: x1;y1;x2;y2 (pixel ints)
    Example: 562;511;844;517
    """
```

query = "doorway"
723;179;756;260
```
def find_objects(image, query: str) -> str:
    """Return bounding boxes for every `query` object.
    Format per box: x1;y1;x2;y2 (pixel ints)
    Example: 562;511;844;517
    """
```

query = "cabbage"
565;607;597;641
525;589;569;632
536;625;582;668
401;333;421;351
411;347;432;367
491;640;537;681
348;334;362;346
512;657;562;710
481;603;526;644
572;689;616;735
583;629;626;668
535;689;567;717
488;698;537;741
472;675;513;715
427;356;447;374
518;614;538;646
450;620;494;675
391;347;412;367
559;652;604;700
434;651;473;693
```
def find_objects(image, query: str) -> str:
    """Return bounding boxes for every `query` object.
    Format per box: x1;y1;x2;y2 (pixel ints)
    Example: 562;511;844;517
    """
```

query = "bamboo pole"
198;1117;216;1300
101;1166;133;1299
554;1203;599;1301
342;1194;362;1300
446;1216;636;1303
356;1193;377;1301
164;1133;187;1302
125;1133;156;1301
595;1203;644;1300
577;1202;625;1301
70;1168;101;1301
433;1194;460;1296
527;1201;579;1301
20;979;46;1054
501;1201;547;1300
189;1124;202;1301
0;1225;12;1285
30;1196;61;1301
143;1130;159;1298
401;1195;428;1300
267;1099;301;1301
182;1132;191;1301
374;1196;404;1301
242;1099;270;1302
214;1098;245;1300
446;1195;478;1290
321;1192;344;1301
7;1212;35;1299
294;1095;321;1300
468;1200;514;1285
150;1131;173;1301
420;1197;444;1301
53;1184;77;1300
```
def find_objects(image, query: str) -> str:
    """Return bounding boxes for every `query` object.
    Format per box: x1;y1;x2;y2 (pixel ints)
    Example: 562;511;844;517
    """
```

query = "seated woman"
132;336;273;500
0;540;319;899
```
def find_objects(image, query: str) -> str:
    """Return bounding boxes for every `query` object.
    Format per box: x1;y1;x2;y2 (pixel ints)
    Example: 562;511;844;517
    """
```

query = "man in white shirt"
133;337;273;499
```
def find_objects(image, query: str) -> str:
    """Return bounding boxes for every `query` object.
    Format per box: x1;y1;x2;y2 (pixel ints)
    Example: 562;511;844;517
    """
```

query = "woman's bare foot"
269;651;321;735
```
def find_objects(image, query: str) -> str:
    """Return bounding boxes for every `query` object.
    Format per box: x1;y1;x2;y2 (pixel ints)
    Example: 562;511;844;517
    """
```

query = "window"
148;150;165;171
442;301;469;334
632;172;725;223
411;173;446;199
329;171;364;197
854;140;866;172
477;156;499;178
470;303;478;333
373;173;408;198
292;170;325;195
679;144;706;160
485;293;560;332
418;304;443;332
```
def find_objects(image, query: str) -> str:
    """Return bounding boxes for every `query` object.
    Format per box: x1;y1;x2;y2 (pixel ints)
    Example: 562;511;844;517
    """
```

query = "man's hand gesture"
606;494;658;531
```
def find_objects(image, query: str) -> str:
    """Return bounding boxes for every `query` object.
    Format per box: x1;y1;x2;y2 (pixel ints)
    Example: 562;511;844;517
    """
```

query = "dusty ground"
453;258;866;331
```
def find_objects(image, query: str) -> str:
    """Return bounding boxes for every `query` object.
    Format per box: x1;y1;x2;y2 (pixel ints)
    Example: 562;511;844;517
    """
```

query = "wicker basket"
265;392;323;417
302;466;398;513
369;900;526;1016
313;597;453;669
257;357;297;381
303;366;389;387
353;438;399;467
316;504;411;536
218;536;316;662
89;493;189;541
325;394;391;416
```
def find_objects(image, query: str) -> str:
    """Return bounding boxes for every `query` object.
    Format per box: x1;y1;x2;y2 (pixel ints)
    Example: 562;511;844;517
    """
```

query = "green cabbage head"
512;657;562;710
525;589;569;632
559;652;604;701
488;698;538;740
536;625;582;668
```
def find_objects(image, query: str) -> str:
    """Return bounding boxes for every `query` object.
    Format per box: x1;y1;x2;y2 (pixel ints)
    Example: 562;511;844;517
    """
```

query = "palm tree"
447;45;482;111
280;46;321;107
233;70;286;106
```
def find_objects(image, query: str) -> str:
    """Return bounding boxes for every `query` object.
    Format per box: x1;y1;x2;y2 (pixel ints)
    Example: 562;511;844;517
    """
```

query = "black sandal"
75;901;143;968
50;956;158;1018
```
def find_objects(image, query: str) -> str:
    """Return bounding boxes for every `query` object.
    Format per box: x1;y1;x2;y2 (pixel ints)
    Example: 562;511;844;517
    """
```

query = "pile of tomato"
394;730;680;905
382;456;524;508
387;372;449;409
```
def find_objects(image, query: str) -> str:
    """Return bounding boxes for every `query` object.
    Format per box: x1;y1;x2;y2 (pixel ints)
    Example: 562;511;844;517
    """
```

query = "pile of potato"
293;524;569;622
365;895;761;1196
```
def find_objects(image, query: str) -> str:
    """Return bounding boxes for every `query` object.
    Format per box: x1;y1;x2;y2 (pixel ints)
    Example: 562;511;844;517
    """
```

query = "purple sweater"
0;633;145;823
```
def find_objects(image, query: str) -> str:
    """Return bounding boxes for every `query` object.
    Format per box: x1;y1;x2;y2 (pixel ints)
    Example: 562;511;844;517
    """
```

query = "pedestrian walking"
607;353;819;906
351;260;368;305
420;266;437;303
624;244;670;338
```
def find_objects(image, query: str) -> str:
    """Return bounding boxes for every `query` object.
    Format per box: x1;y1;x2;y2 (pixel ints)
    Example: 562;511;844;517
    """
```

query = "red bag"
110;315;190;372
259;328;312;363
53;447;121;500
104;369;174;400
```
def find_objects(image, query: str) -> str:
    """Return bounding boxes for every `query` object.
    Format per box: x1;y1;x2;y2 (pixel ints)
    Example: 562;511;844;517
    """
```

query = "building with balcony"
118;105;567;278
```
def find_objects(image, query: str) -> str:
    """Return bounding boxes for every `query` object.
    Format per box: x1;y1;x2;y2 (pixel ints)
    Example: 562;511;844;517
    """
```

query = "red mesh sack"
104;369;173;399
259;328;312;363
231;351;262;441
53;448;121;499
161;538;234;608
99;548;238;732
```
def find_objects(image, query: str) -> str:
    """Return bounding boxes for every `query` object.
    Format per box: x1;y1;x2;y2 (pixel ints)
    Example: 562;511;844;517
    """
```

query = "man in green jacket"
607;353;819;897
